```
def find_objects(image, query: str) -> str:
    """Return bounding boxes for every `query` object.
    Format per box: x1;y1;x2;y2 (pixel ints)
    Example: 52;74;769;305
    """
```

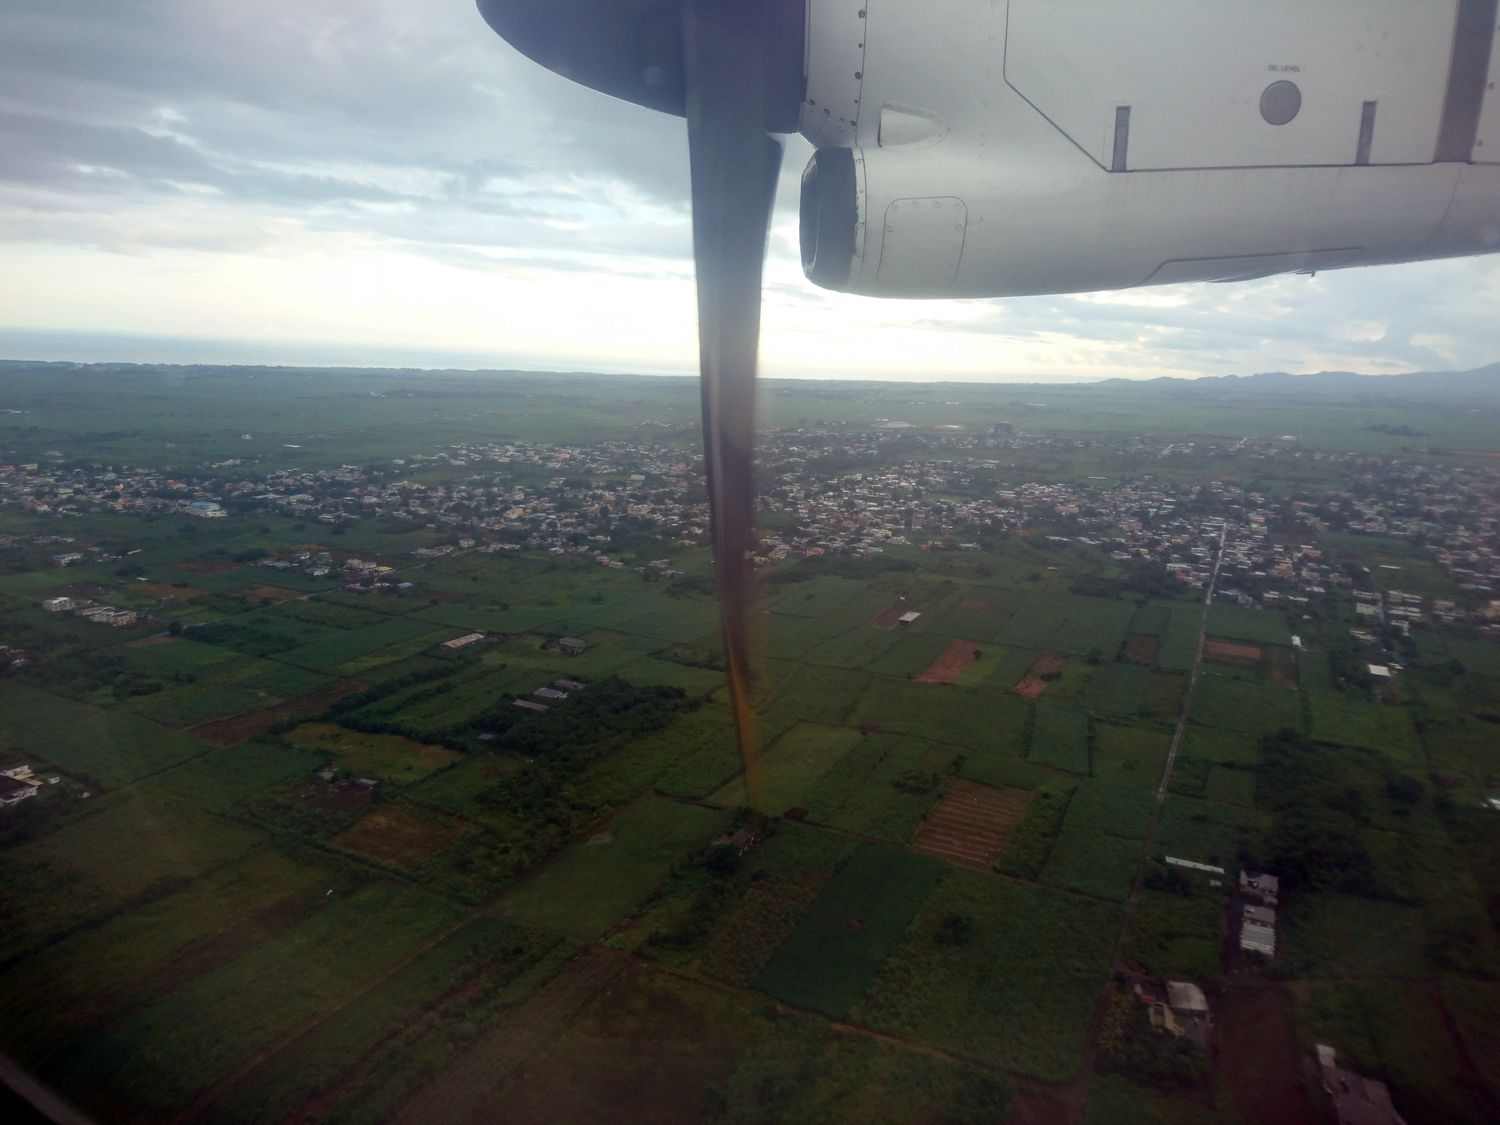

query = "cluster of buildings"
1139;978;1213;1050
0;763;62;807
4;426;1499;638
1237;870;1280;958
511;676;587;715
40;595;138;629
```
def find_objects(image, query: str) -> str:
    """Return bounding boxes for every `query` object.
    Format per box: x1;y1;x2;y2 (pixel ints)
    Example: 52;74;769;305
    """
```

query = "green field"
2;363;1498;1120
853;869;1121;1081
1206;604;1292;645
502;797;731;939
0;681;210;788
755;844;943;1018
1030;703;1091;773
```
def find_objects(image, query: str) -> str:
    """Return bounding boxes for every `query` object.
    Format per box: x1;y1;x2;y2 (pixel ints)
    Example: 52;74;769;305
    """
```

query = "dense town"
3;427;1497;641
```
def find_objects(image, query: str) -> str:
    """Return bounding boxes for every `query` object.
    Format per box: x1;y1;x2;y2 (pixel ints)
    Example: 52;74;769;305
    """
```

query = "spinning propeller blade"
476;1;805;806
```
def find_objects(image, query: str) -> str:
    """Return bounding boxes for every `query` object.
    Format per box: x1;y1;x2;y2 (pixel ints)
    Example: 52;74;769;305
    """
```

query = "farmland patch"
1014;654;1067;700
915;638;984;684
331;804;468;868
910;779;1030;867
754;844;941;1018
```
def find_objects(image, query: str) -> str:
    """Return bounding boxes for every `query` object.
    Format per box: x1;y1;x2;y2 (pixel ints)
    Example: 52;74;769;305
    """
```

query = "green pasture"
851;679;1016;752
0;681;209;788
1030;703;1091;774
852;868;1120;1082
502;797;730;939
1092;723;1171;788
1206;603;1292;645
49;880;462;1120
803;732;959;842
1191;675;1302;738
710;722;864;813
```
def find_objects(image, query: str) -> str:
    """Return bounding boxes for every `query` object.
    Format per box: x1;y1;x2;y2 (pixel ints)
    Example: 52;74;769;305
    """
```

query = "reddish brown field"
1123;634;1159;666
231;584;304;604
911;780;1031;868
1205;638;1263;666
191;677;366;744
1220;985;1318;1125
1013;655;1067;700
915;638;984;684
332;805;467;868
960;597;991;611
125;634;179;649
870;601;920;628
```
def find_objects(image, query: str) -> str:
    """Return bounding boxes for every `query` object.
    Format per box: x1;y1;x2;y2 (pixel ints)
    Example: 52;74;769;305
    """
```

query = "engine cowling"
797;0;1500;298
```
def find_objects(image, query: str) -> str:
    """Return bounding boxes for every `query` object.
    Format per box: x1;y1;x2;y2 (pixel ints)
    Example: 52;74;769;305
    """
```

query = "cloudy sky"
1;0;1497;382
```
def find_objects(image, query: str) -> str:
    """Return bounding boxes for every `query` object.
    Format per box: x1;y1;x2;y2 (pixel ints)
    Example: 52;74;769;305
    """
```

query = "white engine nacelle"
798;0;1500;297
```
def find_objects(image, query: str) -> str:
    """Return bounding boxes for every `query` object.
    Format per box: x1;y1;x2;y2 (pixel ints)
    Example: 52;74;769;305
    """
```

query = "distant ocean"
0;328;691;377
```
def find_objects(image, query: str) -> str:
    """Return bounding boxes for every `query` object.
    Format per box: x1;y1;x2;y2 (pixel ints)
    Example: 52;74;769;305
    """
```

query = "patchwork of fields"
1;373;1498;1123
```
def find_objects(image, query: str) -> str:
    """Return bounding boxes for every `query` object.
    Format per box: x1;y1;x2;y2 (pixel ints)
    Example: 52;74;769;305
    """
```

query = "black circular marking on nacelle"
1260;80;1302;126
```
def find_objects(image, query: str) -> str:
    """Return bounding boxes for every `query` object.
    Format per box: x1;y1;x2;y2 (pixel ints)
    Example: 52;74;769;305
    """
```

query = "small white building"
42;597;74;613
1241;917;1277;957
1239;870;1280;907
897;611;922;627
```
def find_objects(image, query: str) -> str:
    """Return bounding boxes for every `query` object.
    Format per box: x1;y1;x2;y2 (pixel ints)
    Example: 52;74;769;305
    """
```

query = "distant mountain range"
1099;361;1500;395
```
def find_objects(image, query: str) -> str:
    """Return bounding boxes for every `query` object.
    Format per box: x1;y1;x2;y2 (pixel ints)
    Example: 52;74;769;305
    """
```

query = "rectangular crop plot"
914;638;986;684
923;588;1022;642
766;576;871;619
803;733;961;843
1085;662;1152;716
1040;827;1140;902
1029;703;1091;774
911;780;1030;867
710;722;864;815
1063;779;1154;840
802;625;900;671
1157;796;1265;868
1091;724;1171;789
1180;725;1259;767
502;797;731;939
763;664;869;729
1129;604;1172;637
284;723;463;784
273;618;451;672
1156;607;1202;672
1307;694;1422;760
864;631;955;678
754;844;942;1018
1191;676;1302;738
45;879;463;1119
0;681;210;790
997;601;1064;650
1206;604;1292;646
1050;597;1136;658
851;869;1120;1082
413;602;570;634
852;680;1018;752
